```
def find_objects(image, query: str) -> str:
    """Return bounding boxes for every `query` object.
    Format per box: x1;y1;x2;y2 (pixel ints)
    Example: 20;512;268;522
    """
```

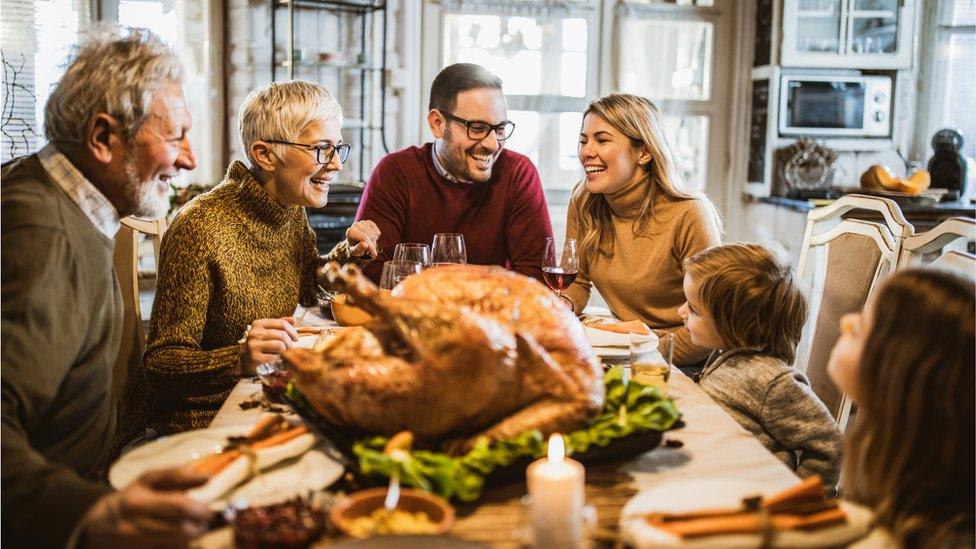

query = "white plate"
296;334;319;348
593;346;630;359
109;425;343;509
620;478;873;548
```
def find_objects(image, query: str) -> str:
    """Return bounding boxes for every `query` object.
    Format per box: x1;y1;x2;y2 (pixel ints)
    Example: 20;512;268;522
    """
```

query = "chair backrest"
795;195;913;433
112;216;167;404
898;216;976;280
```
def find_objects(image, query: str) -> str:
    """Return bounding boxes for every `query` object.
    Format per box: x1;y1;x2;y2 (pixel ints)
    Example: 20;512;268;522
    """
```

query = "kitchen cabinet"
781;0;916;69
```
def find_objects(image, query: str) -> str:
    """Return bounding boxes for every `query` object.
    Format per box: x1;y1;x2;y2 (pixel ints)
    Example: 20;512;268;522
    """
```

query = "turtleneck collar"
225;160;301;228
604;176;650;219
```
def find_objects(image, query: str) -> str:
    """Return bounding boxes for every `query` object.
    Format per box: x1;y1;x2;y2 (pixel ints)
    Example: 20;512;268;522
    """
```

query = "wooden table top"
199;368;798;548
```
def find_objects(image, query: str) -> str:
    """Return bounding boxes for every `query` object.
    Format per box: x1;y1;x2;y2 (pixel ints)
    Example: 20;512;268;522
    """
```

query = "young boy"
678;242;843;486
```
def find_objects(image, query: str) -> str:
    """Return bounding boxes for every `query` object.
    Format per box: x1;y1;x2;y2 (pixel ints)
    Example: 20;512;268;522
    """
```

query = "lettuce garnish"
350;366;680;501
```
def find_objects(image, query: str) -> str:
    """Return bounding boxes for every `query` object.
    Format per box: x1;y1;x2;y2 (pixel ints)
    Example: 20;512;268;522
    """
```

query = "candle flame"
547;433;565;463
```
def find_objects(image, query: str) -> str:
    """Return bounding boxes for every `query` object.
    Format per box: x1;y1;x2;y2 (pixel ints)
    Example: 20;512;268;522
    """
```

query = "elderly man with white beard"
1;26;212;548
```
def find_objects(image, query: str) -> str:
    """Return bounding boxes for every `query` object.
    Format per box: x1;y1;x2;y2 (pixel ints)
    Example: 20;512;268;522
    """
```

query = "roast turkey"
283;263;604;448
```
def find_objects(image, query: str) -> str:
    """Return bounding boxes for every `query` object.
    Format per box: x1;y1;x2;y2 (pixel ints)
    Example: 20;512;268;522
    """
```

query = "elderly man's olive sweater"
1;155;120;547
144;161;354;434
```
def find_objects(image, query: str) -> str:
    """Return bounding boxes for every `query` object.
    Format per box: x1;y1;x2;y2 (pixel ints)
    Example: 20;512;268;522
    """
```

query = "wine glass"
542;237;579;299
379;260;423;290
431;233;467;266
393;243;431;268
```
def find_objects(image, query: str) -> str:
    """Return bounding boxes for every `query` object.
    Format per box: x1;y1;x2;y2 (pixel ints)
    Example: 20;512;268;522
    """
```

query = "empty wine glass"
392;243;431;268
379;260;422;290
431;233;467;266
542;237;579;299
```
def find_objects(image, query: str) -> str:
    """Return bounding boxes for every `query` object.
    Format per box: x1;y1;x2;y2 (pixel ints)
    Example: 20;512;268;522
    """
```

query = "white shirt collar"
38;144;121;239
431;142;473;185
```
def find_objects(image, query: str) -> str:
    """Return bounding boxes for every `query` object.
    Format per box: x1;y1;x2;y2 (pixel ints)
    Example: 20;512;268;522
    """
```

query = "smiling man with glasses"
356;62;553;283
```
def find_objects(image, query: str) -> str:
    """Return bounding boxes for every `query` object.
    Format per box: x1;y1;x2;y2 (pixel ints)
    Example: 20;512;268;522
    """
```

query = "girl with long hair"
563;93;723;366
829;269;975;547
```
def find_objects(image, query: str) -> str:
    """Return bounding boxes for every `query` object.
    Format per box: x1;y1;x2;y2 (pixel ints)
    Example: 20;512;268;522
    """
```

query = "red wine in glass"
543;267;578;291
543;237;579;299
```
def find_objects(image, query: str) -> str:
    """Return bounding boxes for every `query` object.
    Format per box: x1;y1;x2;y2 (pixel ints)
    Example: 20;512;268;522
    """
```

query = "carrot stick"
762;476;823;510
251;425;310;450
191;450;241;476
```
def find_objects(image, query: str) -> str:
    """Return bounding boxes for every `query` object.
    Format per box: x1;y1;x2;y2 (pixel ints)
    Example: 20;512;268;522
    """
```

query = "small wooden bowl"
330;294;374;327
330;488;455;538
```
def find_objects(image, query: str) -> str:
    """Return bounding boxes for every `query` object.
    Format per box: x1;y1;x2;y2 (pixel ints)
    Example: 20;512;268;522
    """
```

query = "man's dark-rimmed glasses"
264;140;352;165
439;111;516;142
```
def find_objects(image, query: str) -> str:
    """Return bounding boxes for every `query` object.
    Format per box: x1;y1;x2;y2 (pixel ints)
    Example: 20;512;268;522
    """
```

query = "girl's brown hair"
684;242;807;363
845;269;975;546
576;94;722;257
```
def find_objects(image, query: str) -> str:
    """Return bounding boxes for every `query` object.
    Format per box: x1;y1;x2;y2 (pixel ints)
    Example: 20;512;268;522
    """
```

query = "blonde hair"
684;242;806;363
845;269;974;546
576;94;722;256
44;24;183;143
238;80;342;165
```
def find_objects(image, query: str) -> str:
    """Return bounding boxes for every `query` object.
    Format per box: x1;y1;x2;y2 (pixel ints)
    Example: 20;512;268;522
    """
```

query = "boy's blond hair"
684;243;807;363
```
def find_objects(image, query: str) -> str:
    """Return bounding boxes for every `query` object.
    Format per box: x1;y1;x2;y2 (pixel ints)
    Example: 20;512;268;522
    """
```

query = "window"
1;0;90;163
613;2;732;200
436;9;599;205
0;0;219;185
920;0;975;200
420;0;736;226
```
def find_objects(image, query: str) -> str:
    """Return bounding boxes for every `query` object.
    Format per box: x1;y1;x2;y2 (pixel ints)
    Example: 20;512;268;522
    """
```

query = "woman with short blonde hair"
141;80;380;435
564;93;722;366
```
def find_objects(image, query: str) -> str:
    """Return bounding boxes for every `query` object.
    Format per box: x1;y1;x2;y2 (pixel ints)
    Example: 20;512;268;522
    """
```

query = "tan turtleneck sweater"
563;179;722;366
141;161;355;435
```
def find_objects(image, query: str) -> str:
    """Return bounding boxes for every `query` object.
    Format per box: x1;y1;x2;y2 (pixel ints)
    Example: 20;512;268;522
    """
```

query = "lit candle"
527;434;585;548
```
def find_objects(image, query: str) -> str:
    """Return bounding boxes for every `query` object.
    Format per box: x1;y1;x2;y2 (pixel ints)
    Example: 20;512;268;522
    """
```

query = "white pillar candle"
527;434;585;548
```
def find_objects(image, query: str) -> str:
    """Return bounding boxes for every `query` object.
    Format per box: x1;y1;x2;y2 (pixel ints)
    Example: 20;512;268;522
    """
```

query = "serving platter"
284;389;680;494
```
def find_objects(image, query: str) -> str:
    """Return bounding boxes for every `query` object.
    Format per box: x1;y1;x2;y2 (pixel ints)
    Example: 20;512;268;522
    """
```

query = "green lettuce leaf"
348;366;681;501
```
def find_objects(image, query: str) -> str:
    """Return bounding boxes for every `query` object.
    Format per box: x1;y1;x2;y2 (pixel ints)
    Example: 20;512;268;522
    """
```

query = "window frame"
419;0;601;206
915;0;976;161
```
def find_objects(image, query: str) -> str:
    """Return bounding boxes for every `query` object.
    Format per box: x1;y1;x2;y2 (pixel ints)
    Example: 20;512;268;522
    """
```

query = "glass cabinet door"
794;0;844;54
848;0;900;54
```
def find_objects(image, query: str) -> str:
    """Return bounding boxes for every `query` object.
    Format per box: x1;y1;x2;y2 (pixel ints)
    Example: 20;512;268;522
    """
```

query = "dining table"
195;341;800;548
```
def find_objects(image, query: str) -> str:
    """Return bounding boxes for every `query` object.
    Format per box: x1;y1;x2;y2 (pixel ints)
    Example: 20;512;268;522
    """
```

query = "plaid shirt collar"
431;142;473;185
38;144;121;240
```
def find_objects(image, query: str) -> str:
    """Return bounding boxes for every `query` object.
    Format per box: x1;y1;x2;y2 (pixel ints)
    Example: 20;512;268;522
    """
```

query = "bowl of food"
330;488;455;538
330;294;374;327
256;361;292;403
226;495;327;548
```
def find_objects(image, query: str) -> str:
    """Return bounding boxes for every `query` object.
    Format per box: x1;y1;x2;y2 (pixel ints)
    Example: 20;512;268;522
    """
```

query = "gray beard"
123;152;169;219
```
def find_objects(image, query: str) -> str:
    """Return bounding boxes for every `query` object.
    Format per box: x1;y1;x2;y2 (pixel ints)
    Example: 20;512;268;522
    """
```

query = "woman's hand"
346;220;381;258
239;317;299;375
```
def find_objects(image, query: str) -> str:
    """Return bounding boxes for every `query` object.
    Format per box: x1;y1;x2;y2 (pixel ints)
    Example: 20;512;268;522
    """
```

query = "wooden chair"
112;216;167;454
898;216;976;280
795;194;913;434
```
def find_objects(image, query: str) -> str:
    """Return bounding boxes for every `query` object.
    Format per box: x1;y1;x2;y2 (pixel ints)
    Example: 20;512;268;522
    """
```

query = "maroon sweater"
355;143;553;282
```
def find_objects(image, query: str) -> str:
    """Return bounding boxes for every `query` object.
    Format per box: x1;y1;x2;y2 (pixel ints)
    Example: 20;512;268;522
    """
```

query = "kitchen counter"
757;196;975;233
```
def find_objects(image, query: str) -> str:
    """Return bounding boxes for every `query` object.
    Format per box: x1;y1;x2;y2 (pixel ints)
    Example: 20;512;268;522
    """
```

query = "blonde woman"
564;94;722;366
141;80;380;435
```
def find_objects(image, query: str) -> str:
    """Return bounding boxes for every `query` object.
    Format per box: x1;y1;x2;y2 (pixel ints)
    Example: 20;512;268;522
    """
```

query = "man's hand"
83;467;212;547
346;220;380;258
239;317;299;375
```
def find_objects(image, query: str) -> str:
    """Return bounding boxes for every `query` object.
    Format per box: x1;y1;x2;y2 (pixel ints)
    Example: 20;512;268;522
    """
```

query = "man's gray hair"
238;80;343;165
44;24;184;144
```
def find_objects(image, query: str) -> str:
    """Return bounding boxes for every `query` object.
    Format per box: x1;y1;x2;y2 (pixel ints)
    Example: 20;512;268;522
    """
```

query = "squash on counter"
859;164;931;195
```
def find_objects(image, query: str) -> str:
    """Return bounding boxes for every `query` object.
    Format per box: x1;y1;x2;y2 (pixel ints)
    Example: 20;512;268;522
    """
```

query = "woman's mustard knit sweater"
143;161;354;434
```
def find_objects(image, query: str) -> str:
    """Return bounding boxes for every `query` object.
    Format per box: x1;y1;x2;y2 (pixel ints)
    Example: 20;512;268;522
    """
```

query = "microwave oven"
778;74;892;138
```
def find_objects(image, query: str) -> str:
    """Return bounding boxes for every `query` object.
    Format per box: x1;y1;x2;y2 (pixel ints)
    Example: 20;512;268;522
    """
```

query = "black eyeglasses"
264;140;352;165
439;111;516;142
